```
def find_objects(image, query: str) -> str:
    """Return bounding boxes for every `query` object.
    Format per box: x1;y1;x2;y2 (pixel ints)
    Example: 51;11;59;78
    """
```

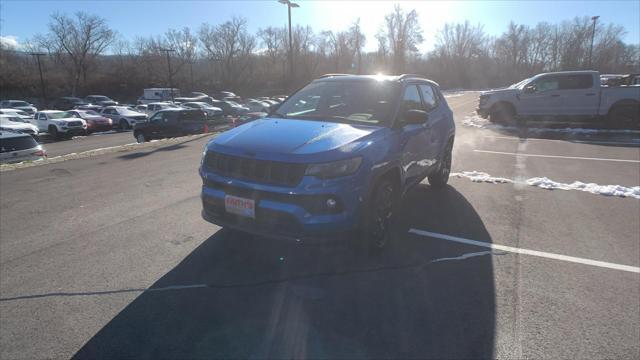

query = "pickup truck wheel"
489;103;515;124
135;132;146;143
609;103;640;130
428;141;453;188
48;126;59;140
362;178;397;251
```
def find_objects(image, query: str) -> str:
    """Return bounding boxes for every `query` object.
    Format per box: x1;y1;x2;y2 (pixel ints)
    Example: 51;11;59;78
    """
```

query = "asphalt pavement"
1;93;638;359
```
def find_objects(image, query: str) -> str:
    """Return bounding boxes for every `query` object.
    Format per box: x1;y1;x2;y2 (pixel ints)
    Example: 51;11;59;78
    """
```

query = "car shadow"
117;135;210;160
73;185;495;359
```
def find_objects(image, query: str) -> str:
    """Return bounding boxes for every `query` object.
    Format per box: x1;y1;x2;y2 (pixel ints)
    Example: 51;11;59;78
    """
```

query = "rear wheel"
609;102;639;130
428;141;453;188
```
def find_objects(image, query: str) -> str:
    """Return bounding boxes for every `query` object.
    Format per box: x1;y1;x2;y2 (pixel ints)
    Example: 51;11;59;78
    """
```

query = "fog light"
326;198;337;209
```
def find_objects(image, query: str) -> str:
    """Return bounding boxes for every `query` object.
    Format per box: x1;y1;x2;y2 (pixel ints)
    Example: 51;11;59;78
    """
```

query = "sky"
1;0;639;53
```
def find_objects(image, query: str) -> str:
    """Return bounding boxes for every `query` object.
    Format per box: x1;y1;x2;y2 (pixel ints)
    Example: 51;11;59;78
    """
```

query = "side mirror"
403;109;429;124
524;84;536;94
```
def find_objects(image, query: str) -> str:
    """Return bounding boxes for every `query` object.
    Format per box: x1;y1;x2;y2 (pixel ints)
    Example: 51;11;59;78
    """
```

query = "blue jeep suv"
200;74;455;249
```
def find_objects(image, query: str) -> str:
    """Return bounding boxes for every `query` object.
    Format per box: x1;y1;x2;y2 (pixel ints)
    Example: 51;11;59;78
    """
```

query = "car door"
557;74;598;115
146;112;166;138
37;113;48;131
417;84;446;171
518;75;563;116
397;84;431;184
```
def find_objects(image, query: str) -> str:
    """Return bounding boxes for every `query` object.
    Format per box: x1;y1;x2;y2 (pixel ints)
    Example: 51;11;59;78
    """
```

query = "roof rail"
398;73;425;80
319;73;350;78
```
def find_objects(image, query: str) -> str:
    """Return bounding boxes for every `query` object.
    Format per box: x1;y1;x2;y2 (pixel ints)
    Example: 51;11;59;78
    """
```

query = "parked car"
199;74;455;250
209;99;249;116
84;95;118;107
0;100;37;115
142;102;180;115
52;97;88;111
138;88;180;104
35;110;87;139
133;108;212;143
0;130;46;164
0;115;39;137
231;112;268;127
66;109;113;133
100;106;148;130
181;102;223;118
477;70;640;128
0;109;33;122
244;100;271;113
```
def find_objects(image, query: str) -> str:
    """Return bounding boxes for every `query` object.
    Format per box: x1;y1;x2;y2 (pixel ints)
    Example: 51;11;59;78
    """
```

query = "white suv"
35;110;87;139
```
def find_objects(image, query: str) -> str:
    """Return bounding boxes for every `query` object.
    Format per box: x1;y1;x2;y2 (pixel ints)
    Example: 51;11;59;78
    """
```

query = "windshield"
509;78;530;89
48;111;72;119
92;96;111;101
78;110;100;116
275;80;399;125
10;101;30;107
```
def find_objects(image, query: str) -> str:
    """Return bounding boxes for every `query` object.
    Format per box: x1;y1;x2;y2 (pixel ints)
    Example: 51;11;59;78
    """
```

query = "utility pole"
160;48;176;100
29;53;47;108
588;16;600;68
278;0;299;89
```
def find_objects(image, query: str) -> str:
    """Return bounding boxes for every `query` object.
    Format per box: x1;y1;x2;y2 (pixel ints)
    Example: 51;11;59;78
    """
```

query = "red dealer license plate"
224;195;255;218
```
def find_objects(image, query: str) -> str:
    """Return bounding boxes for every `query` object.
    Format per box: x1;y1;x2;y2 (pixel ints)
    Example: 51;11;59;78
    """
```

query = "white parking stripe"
474;149;640;163
408;229;640;273
484;135;640;146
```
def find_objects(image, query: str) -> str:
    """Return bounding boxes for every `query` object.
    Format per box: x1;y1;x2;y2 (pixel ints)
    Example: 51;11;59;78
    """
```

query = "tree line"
1;5;638;103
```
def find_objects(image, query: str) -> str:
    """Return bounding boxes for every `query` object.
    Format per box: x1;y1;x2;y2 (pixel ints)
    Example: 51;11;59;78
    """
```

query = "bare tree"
350;19;366;74
199;17;256;88
379;5;423;73
36;12;115;95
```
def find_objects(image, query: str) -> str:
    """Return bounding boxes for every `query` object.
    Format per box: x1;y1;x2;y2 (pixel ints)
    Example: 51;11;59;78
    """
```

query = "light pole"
29;53;47;108
588;15;599;68
160;48;176;100
278;0;299;88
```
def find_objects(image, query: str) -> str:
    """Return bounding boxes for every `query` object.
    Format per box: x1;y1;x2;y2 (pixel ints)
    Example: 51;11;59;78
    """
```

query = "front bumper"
200;169;366;242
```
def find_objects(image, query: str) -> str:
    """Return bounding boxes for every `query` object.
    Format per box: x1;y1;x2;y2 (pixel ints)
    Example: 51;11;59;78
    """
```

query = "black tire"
48;125;59;140
609;103;640;130
360;177;398;251
120;119;129;131
428;141;453;188
489;103;516;123
135;131;146;143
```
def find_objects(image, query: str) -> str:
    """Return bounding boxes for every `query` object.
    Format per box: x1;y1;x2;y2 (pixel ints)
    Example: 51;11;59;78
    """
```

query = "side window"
534;76;560;92
150;112;164;122
418;84;438;111
38;113;47;120
165;111;179;123
560;75;593;90
400;85;425;117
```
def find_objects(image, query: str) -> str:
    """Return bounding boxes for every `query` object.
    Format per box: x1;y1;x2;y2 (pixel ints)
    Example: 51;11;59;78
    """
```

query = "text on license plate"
224;195;255;218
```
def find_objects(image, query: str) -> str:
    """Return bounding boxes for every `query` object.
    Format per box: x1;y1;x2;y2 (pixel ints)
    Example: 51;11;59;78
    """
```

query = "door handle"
550;94;560;97
585;93;596;96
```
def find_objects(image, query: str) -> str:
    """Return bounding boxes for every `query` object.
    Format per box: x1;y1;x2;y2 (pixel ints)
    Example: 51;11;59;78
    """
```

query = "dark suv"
200;74;455;250
133;108;214;143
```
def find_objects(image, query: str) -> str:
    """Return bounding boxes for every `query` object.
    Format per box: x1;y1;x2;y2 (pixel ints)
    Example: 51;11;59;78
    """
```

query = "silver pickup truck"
477;71;640;128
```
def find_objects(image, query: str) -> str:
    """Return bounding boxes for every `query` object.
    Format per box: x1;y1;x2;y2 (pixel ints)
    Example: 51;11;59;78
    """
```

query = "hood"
481;88;520;96
51;117;85;124
0;121;38;131
212;118;381;155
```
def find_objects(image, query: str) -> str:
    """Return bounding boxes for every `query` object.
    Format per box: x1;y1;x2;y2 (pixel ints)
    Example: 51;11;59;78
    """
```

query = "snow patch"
451;170;640;199
451;171;513;184
463;114;640;135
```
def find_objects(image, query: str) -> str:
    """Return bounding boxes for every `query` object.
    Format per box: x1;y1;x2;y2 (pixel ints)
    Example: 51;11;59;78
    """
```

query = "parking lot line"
483;135;640;146
408;229;640;274
474;149;640;163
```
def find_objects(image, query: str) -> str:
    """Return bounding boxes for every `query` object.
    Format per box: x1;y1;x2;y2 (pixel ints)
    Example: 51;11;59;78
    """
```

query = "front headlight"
305;157;362;179
58;121;67;126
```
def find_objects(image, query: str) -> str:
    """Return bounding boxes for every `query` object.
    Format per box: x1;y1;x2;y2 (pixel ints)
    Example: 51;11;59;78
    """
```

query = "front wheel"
428;141;453;188
361;178;397;251
135;132;146;143
489;103;515;123
609;103;639;130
